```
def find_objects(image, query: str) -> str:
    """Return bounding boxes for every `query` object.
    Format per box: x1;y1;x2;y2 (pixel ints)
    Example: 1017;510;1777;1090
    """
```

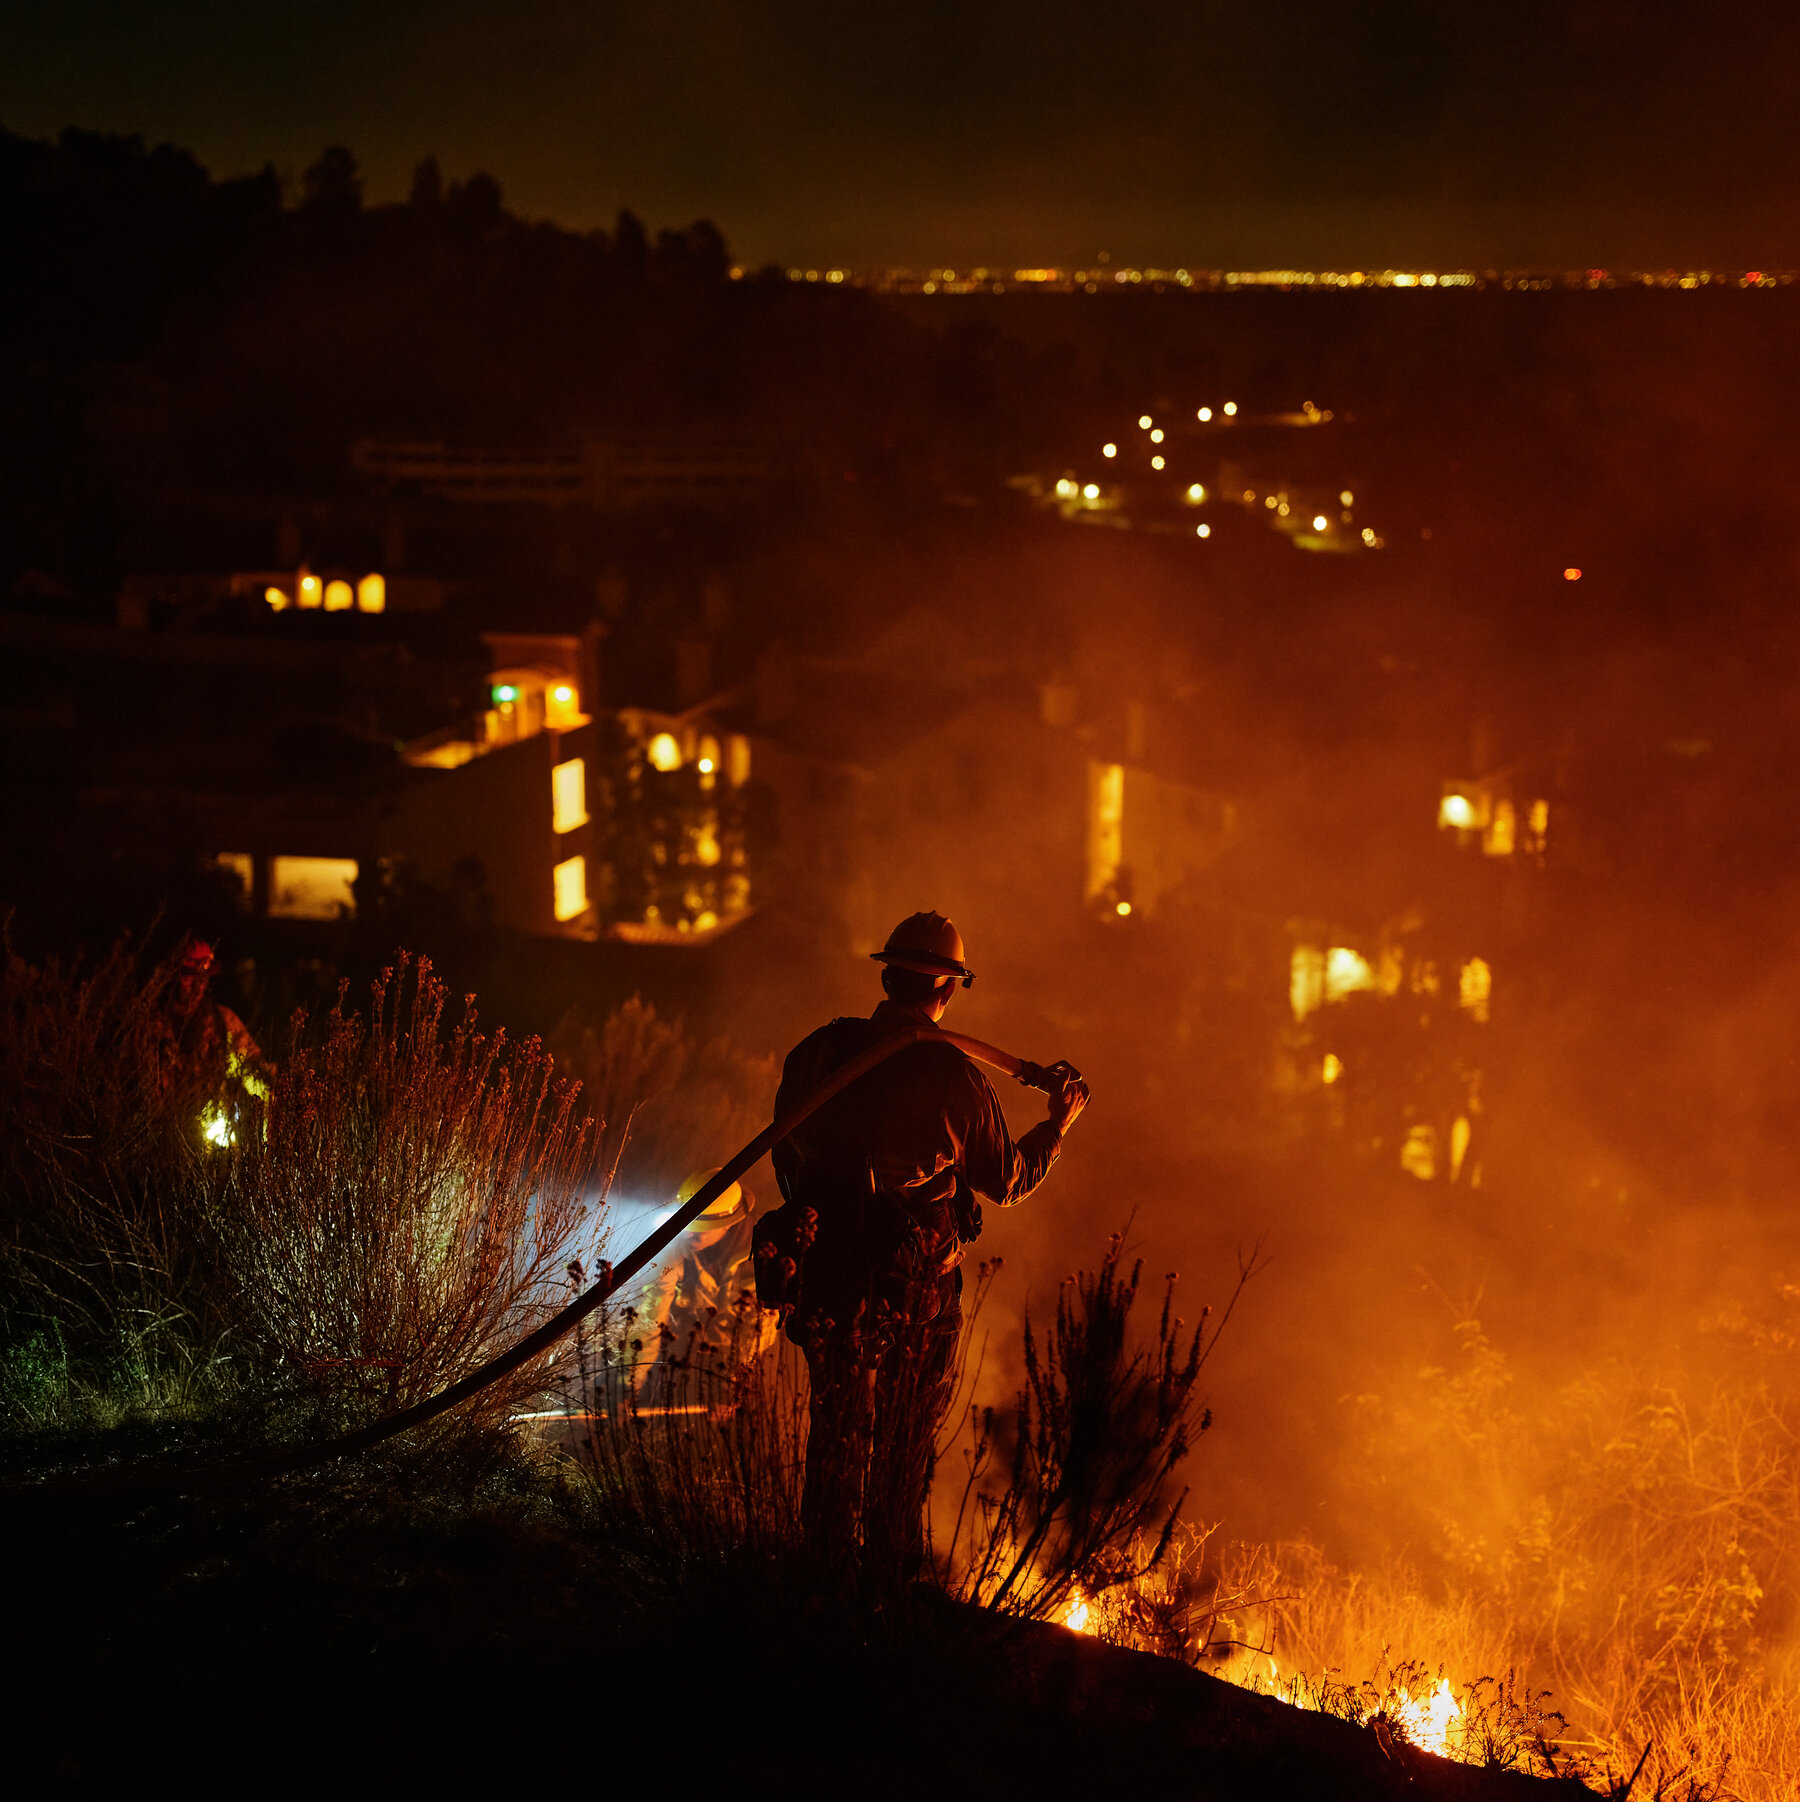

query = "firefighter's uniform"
769;992;1065;1579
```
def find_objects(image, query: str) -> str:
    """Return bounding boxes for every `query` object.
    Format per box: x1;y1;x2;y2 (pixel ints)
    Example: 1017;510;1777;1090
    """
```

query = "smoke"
693;288;1800;1597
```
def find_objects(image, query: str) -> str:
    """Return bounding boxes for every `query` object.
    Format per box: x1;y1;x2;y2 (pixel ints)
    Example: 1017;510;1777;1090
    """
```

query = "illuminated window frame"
552;757;588;833
553;854;589;922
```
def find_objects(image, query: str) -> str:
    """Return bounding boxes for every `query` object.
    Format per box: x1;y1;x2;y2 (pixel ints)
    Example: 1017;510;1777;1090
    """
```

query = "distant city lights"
1149;428;1164;443
1102;443;1117;458
1340;490;1355;506
1082;483;1100;499
1196;523;1211;538
1151;455;1165;469
1312;515;1328;531
797;266;1793;296
1223;402;1238;416
1138;415;1153;429
1197;407;1213;422
1186;483;1205;502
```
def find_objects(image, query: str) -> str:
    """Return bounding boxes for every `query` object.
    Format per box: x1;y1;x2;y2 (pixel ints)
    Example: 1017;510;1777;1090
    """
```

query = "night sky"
5;1;1798;267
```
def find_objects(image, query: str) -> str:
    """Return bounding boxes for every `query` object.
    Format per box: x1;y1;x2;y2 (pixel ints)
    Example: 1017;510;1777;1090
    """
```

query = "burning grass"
1054;1301;1800;1800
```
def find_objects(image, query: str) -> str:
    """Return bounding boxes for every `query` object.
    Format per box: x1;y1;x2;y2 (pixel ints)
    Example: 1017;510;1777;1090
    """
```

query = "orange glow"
1564;567;1582;581
324;579;354;612
297;573;322;609
356;573;386;613
264;585;289;611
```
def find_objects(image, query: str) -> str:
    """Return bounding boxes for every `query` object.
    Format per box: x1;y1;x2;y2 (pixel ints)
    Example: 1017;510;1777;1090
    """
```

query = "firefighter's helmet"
870;911;975;987
677;1166;745;1220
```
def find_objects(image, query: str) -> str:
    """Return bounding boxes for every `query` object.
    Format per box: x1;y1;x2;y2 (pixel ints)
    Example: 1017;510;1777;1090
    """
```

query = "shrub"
200;957;594;1434
938;1233;1257;1624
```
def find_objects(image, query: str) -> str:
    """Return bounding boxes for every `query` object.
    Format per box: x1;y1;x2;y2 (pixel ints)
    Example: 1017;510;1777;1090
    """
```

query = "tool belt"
756;1156;967;1343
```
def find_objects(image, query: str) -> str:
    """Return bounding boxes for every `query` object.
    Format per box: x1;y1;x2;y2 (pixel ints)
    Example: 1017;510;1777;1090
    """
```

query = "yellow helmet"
676;1166;745;1220
870;911;975;987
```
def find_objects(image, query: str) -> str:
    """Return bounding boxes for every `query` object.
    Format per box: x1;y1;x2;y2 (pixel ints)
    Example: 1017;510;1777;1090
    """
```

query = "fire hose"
9;1026;1079;1503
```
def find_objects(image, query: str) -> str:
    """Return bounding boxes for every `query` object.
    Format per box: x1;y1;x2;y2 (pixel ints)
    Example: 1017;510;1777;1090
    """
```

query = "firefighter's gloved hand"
1048;1069;1090;1136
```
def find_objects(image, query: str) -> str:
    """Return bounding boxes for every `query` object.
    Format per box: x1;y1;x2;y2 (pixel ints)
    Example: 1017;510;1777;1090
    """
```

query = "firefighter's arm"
962;1067;1062;1206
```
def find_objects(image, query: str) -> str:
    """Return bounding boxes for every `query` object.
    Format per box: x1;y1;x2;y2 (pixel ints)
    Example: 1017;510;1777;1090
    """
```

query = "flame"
1063;1592;1091;1633
1390;1676;1463;1757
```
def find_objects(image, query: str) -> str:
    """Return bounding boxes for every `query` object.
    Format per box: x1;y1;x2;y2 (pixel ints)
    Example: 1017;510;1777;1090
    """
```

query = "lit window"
1459;958;1492;1022
297;574;322;609
1087;761;1125;904
1483;799;1516;857
553;855;589;922
264;585;289;611
727;735;752;786
324;579;354;611
357;574;386;613
1324;947;1375;1001
647;731;682;772
1322;1053;1343;1085
692;820;722;866
1400;1124;1438;1181
213;852;254;908
269;856;358;920
552;757;588;832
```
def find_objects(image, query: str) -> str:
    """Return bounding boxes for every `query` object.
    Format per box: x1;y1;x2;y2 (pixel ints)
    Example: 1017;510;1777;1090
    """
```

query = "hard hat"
870;912;975;987
677;1166;745;1220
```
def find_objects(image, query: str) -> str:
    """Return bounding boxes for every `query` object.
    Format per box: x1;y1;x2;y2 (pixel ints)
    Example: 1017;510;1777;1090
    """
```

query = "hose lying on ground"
3;1025;1064;1503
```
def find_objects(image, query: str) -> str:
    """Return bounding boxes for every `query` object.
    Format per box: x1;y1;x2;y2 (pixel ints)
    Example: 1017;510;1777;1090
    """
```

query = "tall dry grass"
0;941;595;1444
1086;1302;1800;1799
0;932;209;1350
548;995;776;1204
